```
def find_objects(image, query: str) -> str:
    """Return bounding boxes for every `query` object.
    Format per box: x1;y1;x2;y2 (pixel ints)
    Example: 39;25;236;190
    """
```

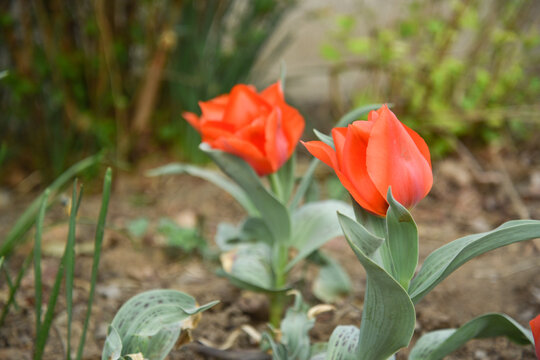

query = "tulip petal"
199;120;236;143
223;85;271;128
331;127;348;169
199;95;229;121
341;122;388;216
263;108;289;171
302;140;339;169
212;136;273;176
366;107;433;208
402;123;432;167
260;81;284;106
183;112;201;131
303;138;386;216
531;315;540;359
280;105;305;156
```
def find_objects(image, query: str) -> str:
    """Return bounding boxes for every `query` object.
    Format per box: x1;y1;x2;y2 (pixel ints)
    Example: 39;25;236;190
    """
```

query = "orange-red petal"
342;122;387;216
531;315;540;359
212;136;273;176
223;85;271;128
302;140;339;170
366;106;433;208
183;112;201;131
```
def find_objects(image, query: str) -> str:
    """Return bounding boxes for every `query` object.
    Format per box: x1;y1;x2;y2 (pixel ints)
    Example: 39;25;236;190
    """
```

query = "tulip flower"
531;314;540;359
303;105;432;216
183;81;304;176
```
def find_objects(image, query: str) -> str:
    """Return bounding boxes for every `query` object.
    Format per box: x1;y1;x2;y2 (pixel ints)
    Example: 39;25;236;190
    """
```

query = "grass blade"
65;180;84;360
76;168;112;360
0;154;101;258
1;262;20;311
34;189;50;335
0;249;33;327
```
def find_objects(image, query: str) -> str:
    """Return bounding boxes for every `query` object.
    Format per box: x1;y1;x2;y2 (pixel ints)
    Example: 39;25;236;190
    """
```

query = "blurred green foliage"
0;0;293;180
320;0;540;156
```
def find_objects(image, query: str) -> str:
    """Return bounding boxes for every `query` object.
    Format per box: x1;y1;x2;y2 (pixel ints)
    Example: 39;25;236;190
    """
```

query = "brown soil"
1;148;539;359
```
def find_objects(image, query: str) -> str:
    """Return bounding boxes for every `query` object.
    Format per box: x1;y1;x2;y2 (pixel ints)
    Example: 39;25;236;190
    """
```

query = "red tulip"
531;314;540;359
183;81;304;176
303;105;432;216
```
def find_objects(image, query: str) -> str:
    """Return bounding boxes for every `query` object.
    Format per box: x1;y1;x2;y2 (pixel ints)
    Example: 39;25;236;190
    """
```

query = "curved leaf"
146;163;257;215
384;189;418;290
338;213;416;360
201;144;291;243
409;313;533;360
409;220;540;303
102;289;218;360
335;104;387;128
325;326;360;360
286;200;353;271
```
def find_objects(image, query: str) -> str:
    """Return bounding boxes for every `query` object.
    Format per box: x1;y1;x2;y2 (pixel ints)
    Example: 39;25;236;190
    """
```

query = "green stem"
268;172;284;203
269;242;288;328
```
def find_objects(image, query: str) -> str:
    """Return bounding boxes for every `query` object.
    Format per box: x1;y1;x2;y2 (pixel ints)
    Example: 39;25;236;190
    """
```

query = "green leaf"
77;168;112;360
409;220;540;303
103;326;123;360
214;217;273;251
325;326;359;360
335;104;387;128
286;200;353;271
337;213;415;360
312;254;351;303
313;129;335;148
102;289;218;360
201;144;291;243
409;313;533;360
334;213;383;260
383;189;418;290
146;163;257;216
280;292;314;360
275;152;296;203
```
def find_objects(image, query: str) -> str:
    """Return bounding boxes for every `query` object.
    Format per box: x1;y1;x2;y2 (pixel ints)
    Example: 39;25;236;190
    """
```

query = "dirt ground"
1;145;539;359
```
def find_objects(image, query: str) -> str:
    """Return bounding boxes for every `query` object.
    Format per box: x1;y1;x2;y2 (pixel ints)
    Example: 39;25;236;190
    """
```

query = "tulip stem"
268;172;284;203
269;242;288;328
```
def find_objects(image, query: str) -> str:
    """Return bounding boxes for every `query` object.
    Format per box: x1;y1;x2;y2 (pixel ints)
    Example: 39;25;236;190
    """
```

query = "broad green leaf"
214;217;273;251
262;332;288;360
146;163;257;216
383;189;418;290
338;213;415;360
103;326;123;360
227;243;274;290
0;153;102;257
409;313;533;360
286;200;353;271
280;292;314;360
201;144;291;243
409;220;540;303
312;254;351;303
102;289;218;360
325;326;359;360
334;214;384;260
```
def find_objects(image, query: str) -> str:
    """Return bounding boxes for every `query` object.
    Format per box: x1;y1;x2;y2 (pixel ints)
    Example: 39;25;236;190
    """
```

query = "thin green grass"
76;168;112;359
33;189;50;335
